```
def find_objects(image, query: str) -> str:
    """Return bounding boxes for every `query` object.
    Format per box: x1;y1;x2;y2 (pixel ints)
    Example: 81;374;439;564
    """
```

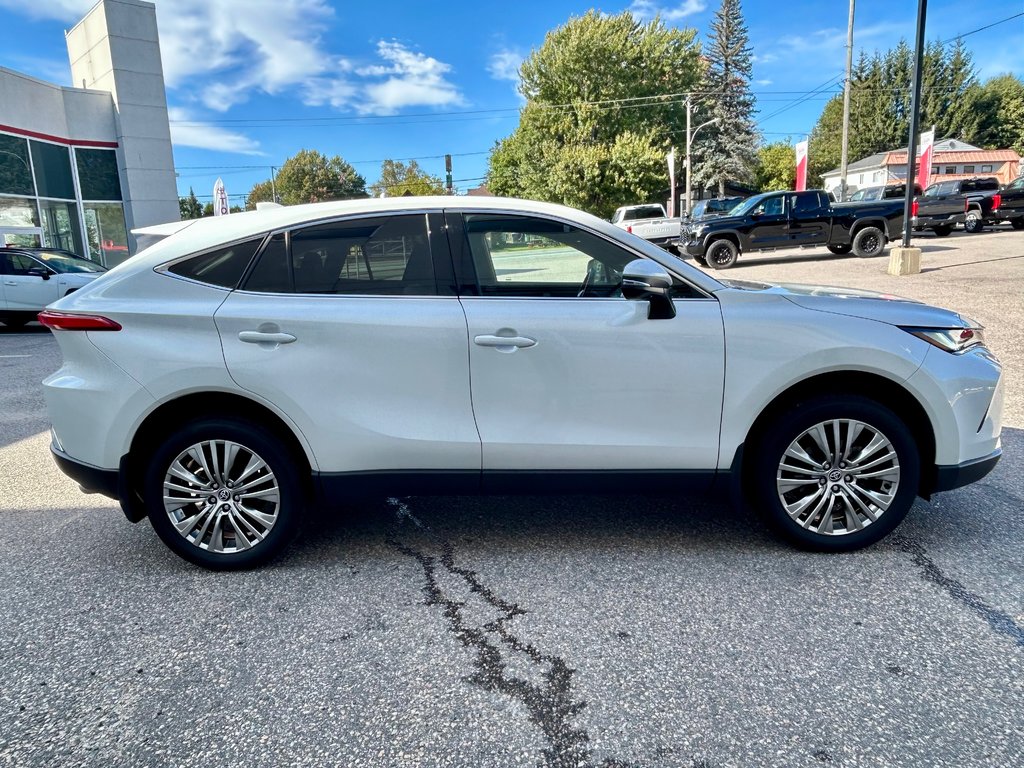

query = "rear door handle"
239;330;296;345
474;334;536;350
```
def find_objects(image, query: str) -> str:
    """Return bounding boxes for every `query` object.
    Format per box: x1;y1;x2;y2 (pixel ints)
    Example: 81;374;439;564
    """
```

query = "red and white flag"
795;141;808;191
214;177;229;217
917;129;935;190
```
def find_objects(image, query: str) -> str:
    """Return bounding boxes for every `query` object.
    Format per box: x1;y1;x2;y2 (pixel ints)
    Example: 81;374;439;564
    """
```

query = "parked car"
689;197;743;220
41;197;1003;569
849;183;921;202
678;189;905;268
913;177;1002;235
611;203;681;251
1;247;106;328
993;175;1024;230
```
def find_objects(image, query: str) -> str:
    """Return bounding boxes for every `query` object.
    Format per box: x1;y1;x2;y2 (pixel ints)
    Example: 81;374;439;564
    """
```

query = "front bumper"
682;239;706;257
933;449;1001;492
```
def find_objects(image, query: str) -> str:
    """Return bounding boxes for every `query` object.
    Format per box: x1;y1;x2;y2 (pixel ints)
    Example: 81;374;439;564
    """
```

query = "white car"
1;248;106;328
41;197;1004;569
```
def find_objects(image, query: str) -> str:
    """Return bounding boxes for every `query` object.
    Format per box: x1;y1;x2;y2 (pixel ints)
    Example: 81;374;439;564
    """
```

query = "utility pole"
901;0;928;247
270;166;279;203
445;154;453;195
839;0;856;202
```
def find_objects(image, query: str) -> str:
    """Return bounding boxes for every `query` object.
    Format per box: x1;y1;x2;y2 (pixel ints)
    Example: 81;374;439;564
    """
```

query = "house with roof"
821;139;1021;196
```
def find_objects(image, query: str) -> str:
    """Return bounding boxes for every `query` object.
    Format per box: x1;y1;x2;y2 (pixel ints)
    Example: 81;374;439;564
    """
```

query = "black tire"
852;226;886;258
932;224;953;237
1011;218;1024;231
693;253;708;267
750;394;920;552
963;209;984;234
706;239;738;269
144;417;304;570
826;243;852;255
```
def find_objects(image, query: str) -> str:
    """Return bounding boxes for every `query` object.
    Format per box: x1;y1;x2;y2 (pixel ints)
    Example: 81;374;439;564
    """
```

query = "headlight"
902;326;985;354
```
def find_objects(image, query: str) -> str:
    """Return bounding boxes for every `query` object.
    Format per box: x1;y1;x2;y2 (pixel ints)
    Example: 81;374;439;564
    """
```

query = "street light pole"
270;166;279;203
685;95;720;217
901;0;928;247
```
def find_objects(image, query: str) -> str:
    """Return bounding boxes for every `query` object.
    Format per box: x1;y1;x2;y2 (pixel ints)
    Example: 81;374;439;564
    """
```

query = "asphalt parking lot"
1;228;1022;767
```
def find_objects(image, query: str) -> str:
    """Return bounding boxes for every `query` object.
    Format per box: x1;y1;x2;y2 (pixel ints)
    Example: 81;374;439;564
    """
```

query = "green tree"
178;188;203;220
754;140;796;191
690;0;759;196
974;74;1024;155
245;149;367;207
487;10;701;218
245;180;275;210
369;159;445;197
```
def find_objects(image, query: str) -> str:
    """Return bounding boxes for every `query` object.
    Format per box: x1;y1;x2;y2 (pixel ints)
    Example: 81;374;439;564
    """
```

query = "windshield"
619;205;665;221
729;193;774;216
32;251;107;273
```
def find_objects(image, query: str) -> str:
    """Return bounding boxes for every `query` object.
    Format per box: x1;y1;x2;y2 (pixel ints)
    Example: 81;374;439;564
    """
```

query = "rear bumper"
932;449;1001;492
912;213;965;228
51;443;118;499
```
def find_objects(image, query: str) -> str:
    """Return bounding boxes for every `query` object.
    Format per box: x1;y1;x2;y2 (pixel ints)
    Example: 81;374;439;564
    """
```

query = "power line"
941;11;1024;45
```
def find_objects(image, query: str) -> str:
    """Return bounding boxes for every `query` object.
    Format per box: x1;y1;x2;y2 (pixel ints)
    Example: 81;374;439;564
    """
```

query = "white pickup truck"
610;204;681;252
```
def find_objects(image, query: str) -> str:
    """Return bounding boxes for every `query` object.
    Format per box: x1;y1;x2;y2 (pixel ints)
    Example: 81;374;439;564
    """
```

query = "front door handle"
474;334;537;351
239;330;296;345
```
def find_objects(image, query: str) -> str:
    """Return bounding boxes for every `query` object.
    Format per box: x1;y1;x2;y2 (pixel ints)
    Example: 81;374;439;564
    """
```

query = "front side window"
0;252;45;275
167;237;263;288
752;195;785;216
243;214;435;296
460;214;641;299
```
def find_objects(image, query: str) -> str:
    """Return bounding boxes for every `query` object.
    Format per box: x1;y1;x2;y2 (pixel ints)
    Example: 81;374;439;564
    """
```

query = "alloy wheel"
162;439;281;553
775;419;900;535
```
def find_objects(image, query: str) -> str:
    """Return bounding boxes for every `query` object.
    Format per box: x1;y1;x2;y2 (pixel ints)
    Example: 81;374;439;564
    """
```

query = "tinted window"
622;206;665;221
168;237;263;288
30;140;75;199
0;252;45;275
76;149;122;201
690;201;708;218
0;133;34;196
1005;177;1024;191
753;196;785;216
32;250;105;273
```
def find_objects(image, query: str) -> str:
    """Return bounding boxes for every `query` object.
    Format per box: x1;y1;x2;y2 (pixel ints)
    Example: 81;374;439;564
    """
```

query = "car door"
999;176;1024;219
0;252;60;310
788;191;830;246
446;210;725;490
214;212;481;489
744;194;790;248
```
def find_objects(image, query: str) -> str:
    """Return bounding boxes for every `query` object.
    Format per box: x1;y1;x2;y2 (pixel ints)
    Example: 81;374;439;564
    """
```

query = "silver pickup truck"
610;204;681;251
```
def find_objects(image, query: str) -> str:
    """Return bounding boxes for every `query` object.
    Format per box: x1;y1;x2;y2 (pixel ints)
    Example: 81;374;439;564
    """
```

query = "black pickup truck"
912;177;1002;235
993;175;1023;230
678;189;904;269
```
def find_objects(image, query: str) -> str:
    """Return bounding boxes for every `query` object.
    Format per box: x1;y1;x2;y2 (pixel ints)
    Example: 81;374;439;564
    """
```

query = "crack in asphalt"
893;534;1024;648
386;498;633;768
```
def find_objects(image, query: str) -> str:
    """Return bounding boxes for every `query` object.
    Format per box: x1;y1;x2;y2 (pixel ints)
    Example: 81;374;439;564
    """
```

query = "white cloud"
356;41;465;115
755;79;773;86
488;50;523;83
628;0;707;22
167;108;263;155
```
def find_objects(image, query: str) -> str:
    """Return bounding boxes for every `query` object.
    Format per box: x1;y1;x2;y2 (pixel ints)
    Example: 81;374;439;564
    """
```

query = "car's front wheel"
751;395;920;551
144;418;303;569
706;239;738;269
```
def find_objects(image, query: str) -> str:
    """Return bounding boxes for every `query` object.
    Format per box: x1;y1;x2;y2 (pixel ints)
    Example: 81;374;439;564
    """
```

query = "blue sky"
1;0;1021;206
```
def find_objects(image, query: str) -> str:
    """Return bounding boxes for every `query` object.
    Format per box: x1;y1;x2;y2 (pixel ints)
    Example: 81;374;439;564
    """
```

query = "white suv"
41;197;1004;569
1;248;105;328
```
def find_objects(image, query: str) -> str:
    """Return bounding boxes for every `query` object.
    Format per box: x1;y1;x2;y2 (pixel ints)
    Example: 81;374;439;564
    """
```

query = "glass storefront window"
0;197;40;228
30;140;75;200
83;203;129;266
76;149;122;201
0;134;35;196
40;200;84;255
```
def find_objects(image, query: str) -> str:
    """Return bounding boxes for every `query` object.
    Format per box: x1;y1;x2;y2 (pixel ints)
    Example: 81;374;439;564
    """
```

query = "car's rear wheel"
932;224;953;237
751;394;920;551
852;226;886;257
964;209;984;234
706;239;738;269
144;418;303;570
826;243;852;255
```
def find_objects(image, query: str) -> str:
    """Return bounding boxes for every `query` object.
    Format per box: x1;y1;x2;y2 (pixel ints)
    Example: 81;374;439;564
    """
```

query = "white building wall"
0;68;115;142
66;0;179;248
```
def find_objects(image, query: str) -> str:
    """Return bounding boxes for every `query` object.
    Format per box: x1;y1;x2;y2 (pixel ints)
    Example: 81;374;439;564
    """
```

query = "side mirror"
621;259;676;320
27;268;50;281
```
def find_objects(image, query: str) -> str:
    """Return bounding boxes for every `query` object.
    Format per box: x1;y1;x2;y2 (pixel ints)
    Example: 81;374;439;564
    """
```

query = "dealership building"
0;0;178;265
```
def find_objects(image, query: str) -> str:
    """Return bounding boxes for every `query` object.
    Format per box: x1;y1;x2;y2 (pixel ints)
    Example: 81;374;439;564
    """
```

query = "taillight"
964;198;970;212
626;225;633;234
911;199;918;218
38;311;121;331
992;193;1001;211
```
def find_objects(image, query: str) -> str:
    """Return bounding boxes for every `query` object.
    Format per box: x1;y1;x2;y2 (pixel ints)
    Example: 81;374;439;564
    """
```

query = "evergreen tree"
689;0;759;196
178;188;203;220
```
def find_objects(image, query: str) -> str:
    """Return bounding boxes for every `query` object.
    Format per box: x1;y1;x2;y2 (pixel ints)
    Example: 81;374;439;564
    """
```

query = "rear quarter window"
166;237;264;288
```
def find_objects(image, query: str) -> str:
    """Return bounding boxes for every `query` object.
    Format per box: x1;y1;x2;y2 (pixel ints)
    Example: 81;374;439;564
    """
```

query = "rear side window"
242;214;436;296
167;238;263;288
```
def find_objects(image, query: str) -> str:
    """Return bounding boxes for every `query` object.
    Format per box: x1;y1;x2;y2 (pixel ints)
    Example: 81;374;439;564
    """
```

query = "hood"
716;278;974;328
690;214;745;229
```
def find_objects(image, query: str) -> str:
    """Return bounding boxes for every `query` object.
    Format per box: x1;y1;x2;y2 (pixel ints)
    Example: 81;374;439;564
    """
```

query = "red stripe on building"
0;123;118;148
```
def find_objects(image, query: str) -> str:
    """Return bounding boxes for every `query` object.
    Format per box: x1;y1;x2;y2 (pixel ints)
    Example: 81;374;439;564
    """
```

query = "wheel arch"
732;370;937;498
850;218;887;238
704;231;741;251
122;391;317;521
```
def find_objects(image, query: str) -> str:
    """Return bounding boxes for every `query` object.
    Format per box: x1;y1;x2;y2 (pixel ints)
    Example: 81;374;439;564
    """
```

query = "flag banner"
917;129;935;190
795;141;808;192
214;177;229;217
667;149;676;217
